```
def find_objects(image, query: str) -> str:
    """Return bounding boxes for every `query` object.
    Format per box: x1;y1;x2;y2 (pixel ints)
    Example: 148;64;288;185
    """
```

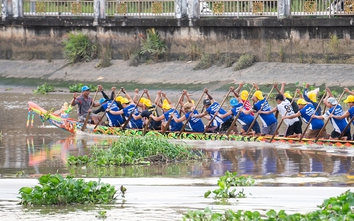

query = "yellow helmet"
308;92;317;102
162;99;171;110
344;95;354;103
297;98;307;105
121;98;129;104
143;99;152;107
253;90;264;100
115;96;123;102
284;92;292;99
139;97;146;103
240;90;249;100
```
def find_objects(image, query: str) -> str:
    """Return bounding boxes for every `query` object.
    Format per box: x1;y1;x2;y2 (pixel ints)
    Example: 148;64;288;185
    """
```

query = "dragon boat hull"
28;101;354;147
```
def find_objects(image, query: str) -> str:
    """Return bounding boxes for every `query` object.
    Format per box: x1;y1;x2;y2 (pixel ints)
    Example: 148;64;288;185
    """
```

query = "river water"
1;89;354;220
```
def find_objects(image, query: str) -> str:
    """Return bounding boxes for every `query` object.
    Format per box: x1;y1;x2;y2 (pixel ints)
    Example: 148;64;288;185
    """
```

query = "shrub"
193;53;213;70
19;173;123;205
140;28;167;61
69;83;98;93
63;32;97;64
234;54;255;71
33;83;54;94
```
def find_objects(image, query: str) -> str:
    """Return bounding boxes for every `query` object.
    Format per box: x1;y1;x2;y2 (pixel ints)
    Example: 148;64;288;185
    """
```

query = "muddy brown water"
1;90;354;220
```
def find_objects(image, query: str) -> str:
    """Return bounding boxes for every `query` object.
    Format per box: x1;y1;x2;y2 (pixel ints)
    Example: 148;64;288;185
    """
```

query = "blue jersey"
349;106;354;125
185;110;204;132
206;101;231;127
123;104;143;129
253;99;277;127
299;103;324;130
325;105;348;133
102;101;124;127
303;88;322;115
231;103;254;126
163;109;183;131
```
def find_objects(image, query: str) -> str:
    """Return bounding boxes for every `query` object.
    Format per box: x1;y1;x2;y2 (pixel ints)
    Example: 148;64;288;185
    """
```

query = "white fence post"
99;0;105;18
94;0;99;25
278;0;290;19
187;0;200;19
1;0;7;20
175;0;183;19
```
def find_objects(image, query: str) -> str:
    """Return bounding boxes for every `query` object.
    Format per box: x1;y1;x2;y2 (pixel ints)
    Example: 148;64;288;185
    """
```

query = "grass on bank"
67;136;204;167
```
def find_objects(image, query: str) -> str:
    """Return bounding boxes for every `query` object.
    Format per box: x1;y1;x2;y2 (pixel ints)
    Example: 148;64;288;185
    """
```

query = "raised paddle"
121;90;146;130
203;90;233;134
269;89;299;143
245;85;275;134
162;92;184;134
81;87;99;131
299;91;326;142
178;90;205;136
94;87;123;129
226;85;255;136
314;90;346;143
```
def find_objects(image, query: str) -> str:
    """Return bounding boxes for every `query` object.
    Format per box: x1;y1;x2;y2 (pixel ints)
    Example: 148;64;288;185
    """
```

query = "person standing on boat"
302;83;322;115
282;98;328;138
107;90;143;129
234;83;254;116
171;90;204;132
258;83;301;137
218;95;261;135
312;88;350;140
71;85;101;124
194;88;233;133
244;84;277;135
132;96;162;130
150;91;183;132
329;88;354;140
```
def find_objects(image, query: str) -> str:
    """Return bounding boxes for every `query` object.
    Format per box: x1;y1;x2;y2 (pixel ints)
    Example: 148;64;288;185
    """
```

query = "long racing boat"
27;101;354;147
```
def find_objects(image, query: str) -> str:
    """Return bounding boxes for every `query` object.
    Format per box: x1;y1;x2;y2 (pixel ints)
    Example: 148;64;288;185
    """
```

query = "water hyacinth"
68;136;203;167
18;173;121;205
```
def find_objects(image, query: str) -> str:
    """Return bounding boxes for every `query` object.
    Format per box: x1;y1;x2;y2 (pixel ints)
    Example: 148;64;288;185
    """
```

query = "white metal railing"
20;0;354;18
105;0;175;17
292;0;354;16
200;0;278;17
23;0;95;16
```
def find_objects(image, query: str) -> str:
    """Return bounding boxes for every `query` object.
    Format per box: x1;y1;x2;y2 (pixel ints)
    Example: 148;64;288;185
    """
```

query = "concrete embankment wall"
1;17;354;63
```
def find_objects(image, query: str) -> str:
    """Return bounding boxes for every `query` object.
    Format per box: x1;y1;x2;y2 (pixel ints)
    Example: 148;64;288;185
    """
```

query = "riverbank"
0;60;354;92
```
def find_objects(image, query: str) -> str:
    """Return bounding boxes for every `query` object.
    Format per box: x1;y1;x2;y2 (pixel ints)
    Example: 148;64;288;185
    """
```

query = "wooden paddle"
178;90;205;136
314;90;346;143
121;90;146;130
81;87;99;131
94;87;123;129
269;89;299;142
226;85;255;136
245;85;275;134
162;92;184;134
299;91;326;142
203;90;232;134
338;115;354;139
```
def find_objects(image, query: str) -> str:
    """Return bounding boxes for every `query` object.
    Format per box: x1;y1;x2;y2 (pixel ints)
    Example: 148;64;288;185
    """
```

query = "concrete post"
12;0;19;17
175;0;182;19
99;0;105;19
93;0;99;25
187;0;199;19
278;0;290;19
1;0;7;20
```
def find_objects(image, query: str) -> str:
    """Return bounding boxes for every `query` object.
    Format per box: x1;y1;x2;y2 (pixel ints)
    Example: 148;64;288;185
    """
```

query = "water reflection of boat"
28;101;354;147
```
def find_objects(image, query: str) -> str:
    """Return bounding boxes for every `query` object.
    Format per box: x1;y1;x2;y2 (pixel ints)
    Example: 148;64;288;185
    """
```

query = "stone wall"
0;17;354;63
